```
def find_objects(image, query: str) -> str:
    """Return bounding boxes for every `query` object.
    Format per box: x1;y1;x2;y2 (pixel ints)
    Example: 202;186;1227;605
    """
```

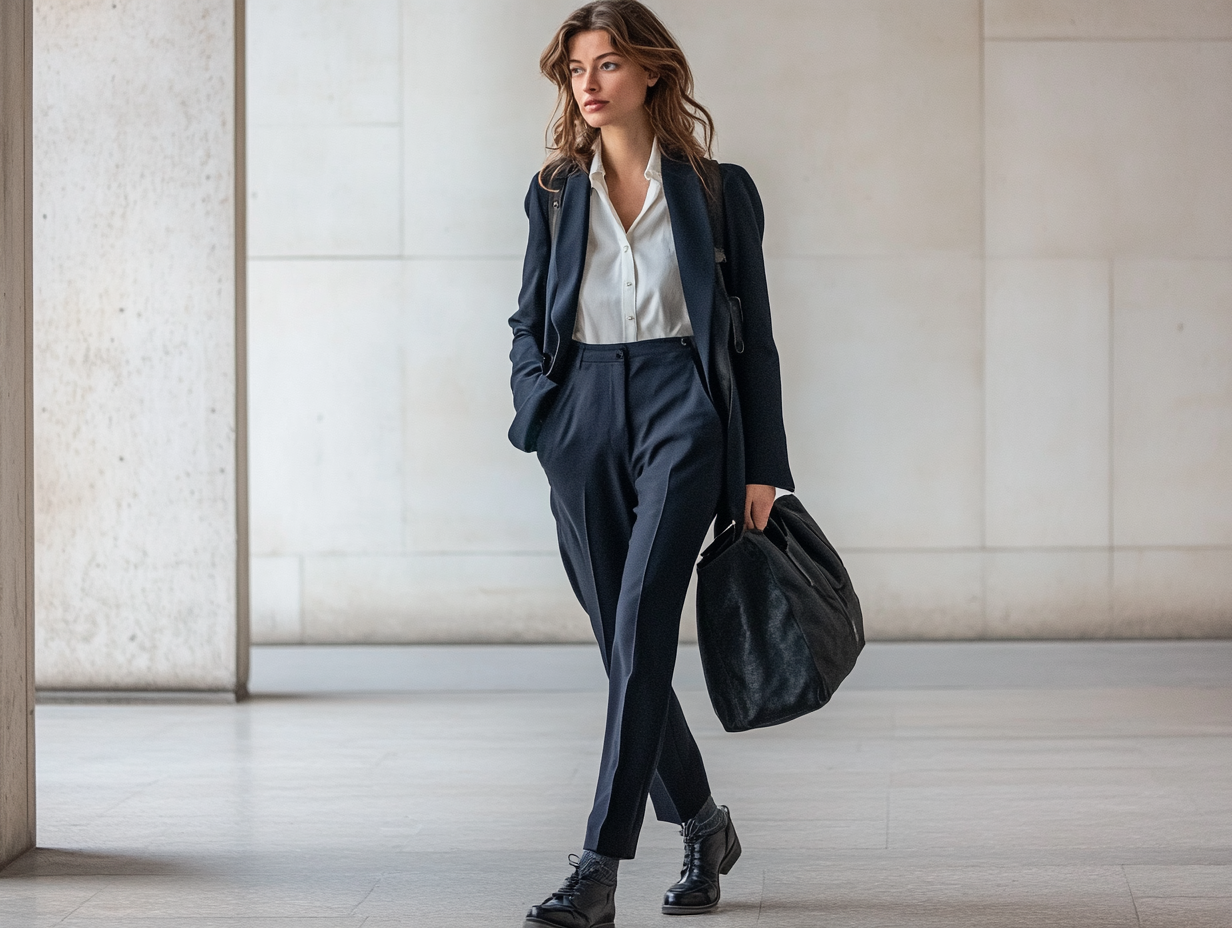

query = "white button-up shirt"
573;137;693;345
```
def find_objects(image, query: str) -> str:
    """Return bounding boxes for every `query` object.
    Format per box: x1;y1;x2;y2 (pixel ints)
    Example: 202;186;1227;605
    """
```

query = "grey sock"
578;849;619;886
682;796;725;838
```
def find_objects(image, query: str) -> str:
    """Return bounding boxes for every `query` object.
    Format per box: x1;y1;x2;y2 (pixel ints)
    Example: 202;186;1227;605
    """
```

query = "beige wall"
247;0;1232;643
33;0;250;690
1;0;36;867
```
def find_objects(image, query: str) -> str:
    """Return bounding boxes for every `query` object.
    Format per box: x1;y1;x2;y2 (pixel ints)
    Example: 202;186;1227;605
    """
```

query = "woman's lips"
584;99;607;111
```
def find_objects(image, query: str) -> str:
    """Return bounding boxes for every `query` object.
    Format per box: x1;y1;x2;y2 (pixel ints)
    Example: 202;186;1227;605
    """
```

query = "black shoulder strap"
541;173;566;378
699;159;745;354
699;159;725;265
549;185;562;246
547;167;568;248
698;159;747;529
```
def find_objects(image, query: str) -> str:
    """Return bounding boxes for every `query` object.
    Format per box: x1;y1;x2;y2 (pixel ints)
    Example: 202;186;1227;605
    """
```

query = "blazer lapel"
661;157;715;382
547;159;715;381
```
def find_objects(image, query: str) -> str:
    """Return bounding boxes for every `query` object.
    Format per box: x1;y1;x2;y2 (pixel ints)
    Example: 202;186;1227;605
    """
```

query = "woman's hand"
743;484;776;531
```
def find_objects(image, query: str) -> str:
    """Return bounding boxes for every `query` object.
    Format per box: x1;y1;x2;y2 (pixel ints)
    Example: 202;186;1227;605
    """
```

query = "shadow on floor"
0;847;192;878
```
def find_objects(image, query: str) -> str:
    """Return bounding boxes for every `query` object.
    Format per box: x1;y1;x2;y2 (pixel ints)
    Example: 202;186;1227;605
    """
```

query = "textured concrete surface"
245;0;1232;644
4;643;1232;925
32;0;249;690
0;0;35;870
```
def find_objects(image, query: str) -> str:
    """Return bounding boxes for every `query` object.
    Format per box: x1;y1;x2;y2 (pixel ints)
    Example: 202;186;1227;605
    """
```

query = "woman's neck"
598;120;654;184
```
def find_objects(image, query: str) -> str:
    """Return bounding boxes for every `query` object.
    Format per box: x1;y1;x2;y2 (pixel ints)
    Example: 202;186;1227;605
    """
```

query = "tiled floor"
4;643;1231;927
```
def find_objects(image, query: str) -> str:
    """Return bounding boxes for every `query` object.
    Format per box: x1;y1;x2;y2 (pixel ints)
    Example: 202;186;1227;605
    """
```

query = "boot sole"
661;825;743;915
662;899;718;915
525;920;614;928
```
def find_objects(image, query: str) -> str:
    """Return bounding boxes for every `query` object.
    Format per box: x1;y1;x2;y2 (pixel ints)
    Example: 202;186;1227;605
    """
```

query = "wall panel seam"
984;37;1232;43
979;0;989;636
234;0;251;698
277;546;1232;556
24;0;36;850
841;546;1232;554
1107;259;1116;566
248;255;526;261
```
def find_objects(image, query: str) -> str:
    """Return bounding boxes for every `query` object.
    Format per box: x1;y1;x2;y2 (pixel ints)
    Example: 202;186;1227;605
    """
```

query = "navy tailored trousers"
537;337;724;859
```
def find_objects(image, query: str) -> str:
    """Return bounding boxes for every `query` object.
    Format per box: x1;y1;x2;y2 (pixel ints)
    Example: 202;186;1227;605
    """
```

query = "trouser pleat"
537;338;722;858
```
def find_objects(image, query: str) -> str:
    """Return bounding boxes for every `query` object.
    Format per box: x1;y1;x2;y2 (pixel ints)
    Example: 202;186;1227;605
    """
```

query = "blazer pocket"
507;374;560;453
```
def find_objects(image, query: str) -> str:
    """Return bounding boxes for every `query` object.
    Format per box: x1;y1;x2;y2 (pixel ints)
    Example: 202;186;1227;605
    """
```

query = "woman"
508;3;792;925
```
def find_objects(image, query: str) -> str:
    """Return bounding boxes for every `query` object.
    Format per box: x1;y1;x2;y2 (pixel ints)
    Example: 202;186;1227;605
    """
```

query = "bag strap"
548;184;562;248
539;176;565;376
698;159;745;354
697;159;749;534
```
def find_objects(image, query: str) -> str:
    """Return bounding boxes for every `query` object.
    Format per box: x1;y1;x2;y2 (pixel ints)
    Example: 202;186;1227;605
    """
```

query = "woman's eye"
600;61;617;70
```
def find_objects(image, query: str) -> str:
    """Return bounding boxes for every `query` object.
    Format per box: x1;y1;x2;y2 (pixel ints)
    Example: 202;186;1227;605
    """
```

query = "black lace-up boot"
525;854;617;928
661;805;741;915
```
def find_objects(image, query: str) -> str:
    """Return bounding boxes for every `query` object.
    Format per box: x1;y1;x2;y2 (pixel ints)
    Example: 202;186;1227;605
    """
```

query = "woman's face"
568;29;657;132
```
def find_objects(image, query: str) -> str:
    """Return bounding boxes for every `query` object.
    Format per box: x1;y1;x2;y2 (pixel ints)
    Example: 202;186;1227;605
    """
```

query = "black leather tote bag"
695;494;864;732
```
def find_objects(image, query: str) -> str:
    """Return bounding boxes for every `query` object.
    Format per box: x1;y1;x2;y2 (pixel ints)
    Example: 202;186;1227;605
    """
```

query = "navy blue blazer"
508;155;794;513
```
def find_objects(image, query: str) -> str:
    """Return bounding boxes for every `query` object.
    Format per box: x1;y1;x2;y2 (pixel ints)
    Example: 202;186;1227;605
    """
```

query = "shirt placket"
620;227;636;342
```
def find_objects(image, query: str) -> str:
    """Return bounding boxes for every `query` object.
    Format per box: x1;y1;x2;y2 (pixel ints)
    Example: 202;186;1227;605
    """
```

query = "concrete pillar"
1;0;36;868
33;0;248;694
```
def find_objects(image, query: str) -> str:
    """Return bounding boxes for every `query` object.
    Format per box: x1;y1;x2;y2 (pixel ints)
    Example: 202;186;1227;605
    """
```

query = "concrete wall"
33;0;249;690
247;0;1232;643
1;0;35;867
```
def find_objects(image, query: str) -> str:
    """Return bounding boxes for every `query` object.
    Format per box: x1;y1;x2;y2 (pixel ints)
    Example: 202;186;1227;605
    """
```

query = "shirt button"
625;281;632;287
623;245;629;252
627;315;634;321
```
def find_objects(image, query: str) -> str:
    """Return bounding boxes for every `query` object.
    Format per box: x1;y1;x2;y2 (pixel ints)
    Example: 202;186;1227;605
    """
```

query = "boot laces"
679;835;707;877
678;820;713;877
551;855;586;902
680;808;724;877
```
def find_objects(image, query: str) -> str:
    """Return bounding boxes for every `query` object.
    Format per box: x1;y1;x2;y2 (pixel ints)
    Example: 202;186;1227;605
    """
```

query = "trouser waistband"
572;336;696;365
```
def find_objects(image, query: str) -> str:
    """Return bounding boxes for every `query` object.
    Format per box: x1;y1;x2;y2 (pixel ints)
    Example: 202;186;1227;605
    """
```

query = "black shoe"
662;805;741;915
525;855;616;928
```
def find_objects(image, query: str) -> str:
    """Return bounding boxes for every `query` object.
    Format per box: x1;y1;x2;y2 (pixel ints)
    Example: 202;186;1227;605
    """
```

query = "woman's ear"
646;71;659;88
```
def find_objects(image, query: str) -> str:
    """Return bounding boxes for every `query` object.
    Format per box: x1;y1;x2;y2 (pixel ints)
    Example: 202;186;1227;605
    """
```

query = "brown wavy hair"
538;1;715;189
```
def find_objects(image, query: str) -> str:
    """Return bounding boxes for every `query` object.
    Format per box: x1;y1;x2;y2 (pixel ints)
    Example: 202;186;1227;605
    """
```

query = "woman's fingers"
743;484;776;531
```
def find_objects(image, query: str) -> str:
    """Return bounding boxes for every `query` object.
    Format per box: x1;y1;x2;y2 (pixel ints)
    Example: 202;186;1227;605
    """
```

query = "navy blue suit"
508;157;793;858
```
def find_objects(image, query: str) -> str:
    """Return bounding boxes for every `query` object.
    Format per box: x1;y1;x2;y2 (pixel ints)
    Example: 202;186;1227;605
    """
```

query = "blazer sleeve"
508;174;552;414
721;163;795;491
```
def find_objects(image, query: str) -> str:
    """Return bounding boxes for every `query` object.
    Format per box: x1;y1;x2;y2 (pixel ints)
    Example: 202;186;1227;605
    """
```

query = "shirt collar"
589;136;662;184
645;137;663;182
